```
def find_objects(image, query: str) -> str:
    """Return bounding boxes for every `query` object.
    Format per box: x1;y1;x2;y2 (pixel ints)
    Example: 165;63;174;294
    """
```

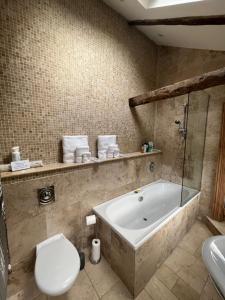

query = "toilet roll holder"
86;215;101;264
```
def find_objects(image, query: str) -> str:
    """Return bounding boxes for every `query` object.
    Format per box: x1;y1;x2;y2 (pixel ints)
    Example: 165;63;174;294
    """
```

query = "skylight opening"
138;0;204;9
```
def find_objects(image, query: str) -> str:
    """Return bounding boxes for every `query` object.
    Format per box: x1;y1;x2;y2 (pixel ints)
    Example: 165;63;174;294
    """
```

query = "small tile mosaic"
0;0;157;164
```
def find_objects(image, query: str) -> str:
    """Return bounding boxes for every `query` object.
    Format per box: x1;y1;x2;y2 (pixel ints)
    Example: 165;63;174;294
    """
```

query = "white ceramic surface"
94;179;199;249
202;235;225;298
35;234;80;296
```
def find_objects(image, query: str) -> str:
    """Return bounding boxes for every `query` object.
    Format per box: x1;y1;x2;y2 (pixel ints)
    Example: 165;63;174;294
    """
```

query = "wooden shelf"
1;150;162;181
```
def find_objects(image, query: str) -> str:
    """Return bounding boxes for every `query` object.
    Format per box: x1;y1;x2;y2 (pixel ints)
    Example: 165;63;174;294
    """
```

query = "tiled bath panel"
96;194;200;297
2;155;162;272
7;221;220;300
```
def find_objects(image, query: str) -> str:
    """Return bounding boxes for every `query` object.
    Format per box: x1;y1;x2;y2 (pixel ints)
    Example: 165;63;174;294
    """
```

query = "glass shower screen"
181;91;209;206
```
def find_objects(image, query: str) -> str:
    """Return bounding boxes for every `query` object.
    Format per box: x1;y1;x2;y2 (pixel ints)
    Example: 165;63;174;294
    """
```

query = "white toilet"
35;234;80;297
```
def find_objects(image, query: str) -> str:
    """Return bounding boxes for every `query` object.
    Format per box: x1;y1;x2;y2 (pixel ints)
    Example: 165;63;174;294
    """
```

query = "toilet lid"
35;236;80;296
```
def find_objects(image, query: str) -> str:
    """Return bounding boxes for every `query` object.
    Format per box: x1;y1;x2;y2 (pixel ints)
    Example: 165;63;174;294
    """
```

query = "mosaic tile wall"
0;0;157;164
156;46;225;216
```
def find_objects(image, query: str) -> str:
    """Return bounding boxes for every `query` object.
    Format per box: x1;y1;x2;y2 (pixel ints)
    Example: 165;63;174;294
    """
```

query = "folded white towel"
63;135;89;163
98;135;117;151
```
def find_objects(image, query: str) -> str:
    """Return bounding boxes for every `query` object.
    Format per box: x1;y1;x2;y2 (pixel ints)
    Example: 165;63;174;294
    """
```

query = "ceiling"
102;0;225;51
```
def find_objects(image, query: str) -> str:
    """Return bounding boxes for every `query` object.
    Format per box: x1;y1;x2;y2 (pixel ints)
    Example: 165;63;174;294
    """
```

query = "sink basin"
202;235;225;298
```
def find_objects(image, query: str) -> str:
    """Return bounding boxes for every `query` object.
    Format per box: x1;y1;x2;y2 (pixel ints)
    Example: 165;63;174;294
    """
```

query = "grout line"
156;264;179;290
199;275;210;296
84;268;101;299
153;275;179;299
98;281;120;299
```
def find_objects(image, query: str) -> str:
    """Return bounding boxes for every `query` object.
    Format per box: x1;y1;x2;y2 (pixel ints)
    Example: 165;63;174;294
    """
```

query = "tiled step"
205;216;225;235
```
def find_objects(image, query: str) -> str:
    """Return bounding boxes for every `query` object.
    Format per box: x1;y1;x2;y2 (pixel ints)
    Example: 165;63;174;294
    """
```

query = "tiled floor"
7;221;223;300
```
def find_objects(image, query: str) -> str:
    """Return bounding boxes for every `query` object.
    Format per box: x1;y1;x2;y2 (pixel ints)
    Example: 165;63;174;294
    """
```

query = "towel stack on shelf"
97;135;120;159
62;135;90;163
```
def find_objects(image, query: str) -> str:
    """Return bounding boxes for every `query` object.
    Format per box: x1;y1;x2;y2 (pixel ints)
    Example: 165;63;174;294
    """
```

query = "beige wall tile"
111;231;135;295
45;201;82;247
156;46;225;217
96;218;112;263
7;213;47;266
7;268;40;300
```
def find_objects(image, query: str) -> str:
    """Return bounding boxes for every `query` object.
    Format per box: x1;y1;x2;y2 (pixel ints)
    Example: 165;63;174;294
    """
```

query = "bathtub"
94;180;199;249
94;179;200;296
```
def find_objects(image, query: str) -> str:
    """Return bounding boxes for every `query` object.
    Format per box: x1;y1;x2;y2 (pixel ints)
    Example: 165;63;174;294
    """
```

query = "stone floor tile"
101;281;133;300
155;264;178;290
48;270;99;300
171;278;199;300
177;259;208;294
194;245;203;260
145;276;178;300
85;256;119;297
135;289;153;300
200;276;223;300
179;221;211;255
164;246;197;274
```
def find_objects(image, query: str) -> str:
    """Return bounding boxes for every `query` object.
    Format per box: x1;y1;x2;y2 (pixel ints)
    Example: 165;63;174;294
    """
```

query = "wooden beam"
128;15;225;26
129;67;225;107
211;103;225;221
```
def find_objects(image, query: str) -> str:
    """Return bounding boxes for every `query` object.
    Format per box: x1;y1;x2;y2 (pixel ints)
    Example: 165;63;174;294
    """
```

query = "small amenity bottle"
11;146;21;161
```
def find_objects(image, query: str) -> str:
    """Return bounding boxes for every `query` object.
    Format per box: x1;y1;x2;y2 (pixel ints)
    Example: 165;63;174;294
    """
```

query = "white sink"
202;235;225;298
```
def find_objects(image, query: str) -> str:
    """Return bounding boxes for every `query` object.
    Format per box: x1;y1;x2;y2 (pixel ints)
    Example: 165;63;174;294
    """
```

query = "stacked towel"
63;135;89;163
97;135;117;158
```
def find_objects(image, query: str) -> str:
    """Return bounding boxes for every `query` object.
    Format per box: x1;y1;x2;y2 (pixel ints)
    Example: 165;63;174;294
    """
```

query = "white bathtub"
94;180;199;249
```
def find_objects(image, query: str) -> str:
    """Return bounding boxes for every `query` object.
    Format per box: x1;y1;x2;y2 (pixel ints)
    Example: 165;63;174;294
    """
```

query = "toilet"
35;234;80;296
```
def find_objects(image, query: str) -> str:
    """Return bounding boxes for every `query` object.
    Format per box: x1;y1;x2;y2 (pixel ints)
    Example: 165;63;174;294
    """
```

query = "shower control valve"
149;162;155;172
138;196;144;202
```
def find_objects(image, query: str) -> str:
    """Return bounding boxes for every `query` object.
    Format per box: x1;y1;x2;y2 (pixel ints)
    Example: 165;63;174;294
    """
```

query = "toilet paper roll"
91;239;101;263
86;215;96;226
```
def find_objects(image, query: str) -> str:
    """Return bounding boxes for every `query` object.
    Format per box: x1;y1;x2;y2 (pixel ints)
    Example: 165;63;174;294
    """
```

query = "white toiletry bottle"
11;146;21;162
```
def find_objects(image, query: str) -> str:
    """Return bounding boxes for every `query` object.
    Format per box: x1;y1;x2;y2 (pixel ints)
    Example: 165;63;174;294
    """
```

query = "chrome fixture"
149;162;155;172
38;186;55;206
175;104;188;139
138;196;144;202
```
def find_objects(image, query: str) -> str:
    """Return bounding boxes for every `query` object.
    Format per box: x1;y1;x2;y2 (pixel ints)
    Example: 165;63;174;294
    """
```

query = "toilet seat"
35;234;80;296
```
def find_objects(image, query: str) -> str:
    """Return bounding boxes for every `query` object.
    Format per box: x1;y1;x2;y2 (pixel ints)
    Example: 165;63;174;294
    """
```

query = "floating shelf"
1;150;162;181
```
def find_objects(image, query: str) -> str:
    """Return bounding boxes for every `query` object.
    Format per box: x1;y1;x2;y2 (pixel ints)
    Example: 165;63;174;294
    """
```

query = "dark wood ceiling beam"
129;67;225;107
128;15;225;26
